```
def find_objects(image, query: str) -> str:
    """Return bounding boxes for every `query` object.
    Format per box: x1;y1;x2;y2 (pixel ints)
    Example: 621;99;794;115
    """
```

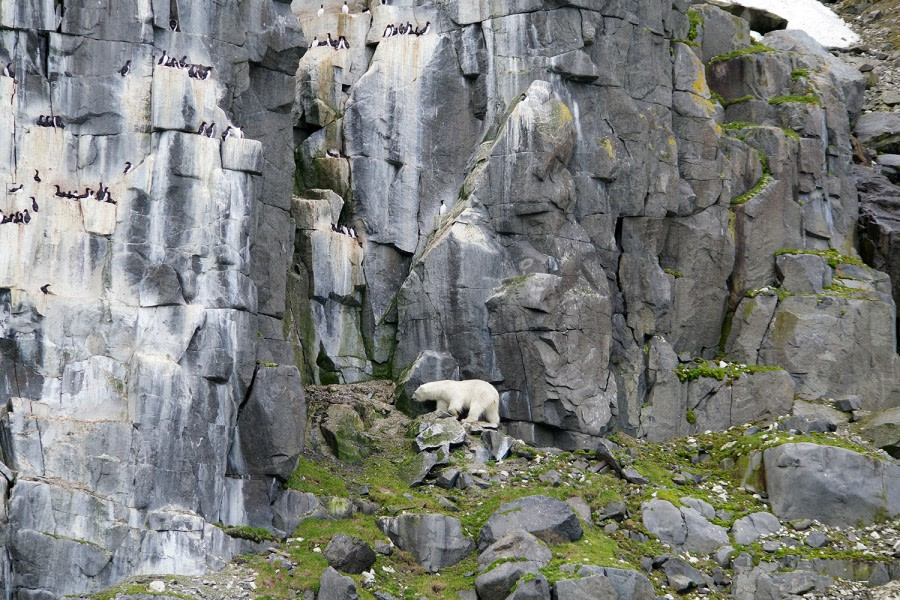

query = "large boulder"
764;443;900;525
858;407;900;458
641;498;729;554
575;566;656;600
477;495;583;552
376;514;474;570
731;512;782;545
323;534;376;574
318;566;358;600
553;575;618;600
856;111;900;154
477;530;552;570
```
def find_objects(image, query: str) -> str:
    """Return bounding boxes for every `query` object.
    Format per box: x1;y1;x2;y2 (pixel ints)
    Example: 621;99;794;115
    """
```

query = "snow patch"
716;0;860;49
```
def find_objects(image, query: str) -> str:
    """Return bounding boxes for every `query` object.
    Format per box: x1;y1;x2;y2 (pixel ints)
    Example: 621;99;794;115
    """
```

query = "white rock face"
0;0;306;597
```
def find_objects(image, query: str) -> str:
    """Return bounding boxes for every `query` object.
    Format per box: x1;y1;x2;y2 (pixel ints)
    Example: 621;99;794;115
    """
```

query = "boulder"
318;566;358;600
731;512;782;545
323;534;377;574
858;407;900;458
478;495;583;551
575;566;656;600
415;418;466;452
856;111;900;154
320;404;375;462
553;575;618;600
764;443;900;525
776;253;831;294
481;430;513;461
377;514;474;570
641;498;729;554
506;573;552;599
475;561;543;600
398;444;450;487
478;530;552;571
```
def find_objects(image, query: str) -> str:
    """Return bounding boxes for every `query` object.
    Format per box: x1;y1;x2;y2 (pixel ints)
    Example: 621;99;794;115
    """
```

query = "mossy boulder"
320;405;376;462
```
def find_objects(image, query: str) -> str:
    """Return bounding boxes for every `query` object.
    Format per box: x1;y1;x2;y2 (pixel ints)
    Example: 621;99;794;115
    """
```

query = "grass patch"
791;68;810;81
663;268;684;278
215;524;276;543
687;9;703;42
708;43;776;65
774;248;866;269
769;94;821;106
731;173;772;205
286;456;350;497
720;94;754;108
674;360;782;383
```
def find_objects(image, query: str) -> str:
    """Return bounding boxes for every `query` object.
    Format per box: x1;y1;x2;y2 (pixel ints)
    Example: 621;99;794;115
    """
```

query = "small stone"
743;426;759;436
374;541;393;556
621;466;649;485
762;541;780;553
604;523;618;534
792;519;813;531
833;396;862;412
456;472;474;490
883;91;900;106
859;63;875;72
149;581;166;593
539;470;562;486
714;546;734;567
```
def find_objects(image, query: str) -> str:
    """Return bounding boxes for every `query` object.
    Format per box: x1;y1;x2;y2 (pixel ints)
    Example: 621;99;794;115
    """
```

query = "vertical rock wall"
0;0;306;597
291;0;898;446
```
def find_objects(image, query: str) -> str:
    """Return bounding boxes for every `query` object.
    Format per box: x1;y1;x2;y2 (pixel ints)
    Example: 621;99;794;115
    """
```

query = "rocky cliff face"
0;0;305;597
292;0;897;446
0;0;898;597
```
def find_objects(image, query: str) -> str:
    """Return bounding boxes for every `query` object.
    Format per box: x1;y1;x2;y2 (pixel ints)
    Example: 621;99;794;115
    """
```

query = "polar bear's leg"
434;398;450;412
482;399;500;425
446;396;465;417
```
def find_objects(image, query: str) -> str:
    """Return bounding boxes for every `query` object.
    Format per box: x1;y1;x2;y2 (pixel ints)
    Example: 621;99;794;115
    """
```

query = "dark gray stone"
731;512;782;545
318;566;359;600
377;514;474;570
478;530;552;571
478;495;583;552
323;534;377;574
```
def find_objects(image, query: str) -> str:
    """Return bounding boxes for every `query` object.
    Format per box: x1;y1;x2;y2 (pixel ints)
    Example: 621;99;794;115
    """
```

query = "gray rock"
478;530;552;571
805;531;829;549
415;418;466;452
318;566;358;600
478;495;583;552
641;498;729;554
552;575;618;600
398;444;450;487
661;557;706;593
505;572;551;600
575;566;656;600
323;534;376;574
764;443;900;525
377;514;474;570
833;395;862;412
481;430;513;461
320;403;376;462
858;407;900;458
856;111;900;154
476;560;543;600
271;490;322;535
731;512;782;545
595;502;629;523
436;469;460;489
776;253;831;294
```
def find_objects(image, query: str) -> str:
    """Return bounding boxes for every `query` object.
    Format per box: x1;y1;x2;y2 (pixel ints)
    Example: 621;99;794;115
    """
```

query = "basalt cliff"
0;0;897;598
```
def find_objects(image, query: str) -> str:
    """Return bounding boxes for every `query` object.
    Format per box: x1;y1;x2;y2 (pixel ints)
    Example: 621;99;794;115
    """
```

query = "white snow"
715;0;861;49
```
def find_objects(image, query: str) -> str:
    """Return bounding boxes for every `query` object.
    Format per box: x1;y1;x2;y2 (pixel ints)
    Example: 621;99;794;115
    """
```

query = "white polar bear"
412;379;501;425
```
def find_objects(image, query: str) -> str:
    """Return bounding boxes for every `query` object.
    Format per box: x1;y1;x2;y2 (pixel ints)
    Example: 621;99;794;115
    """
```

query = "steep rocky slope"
0;0;898;598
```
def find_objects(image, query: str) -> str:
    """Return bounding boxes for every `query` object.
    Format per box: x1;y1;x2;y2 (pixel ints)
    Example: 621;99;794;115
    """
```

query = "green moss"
721;94;754;107
674;360;782;383
730;173;772;205
259;361;278;368
769;94;821;106
774;248;866;269
663;268;684;278
708;43;776;65
685;409;697;425
214;524;276;543
687;9;703;42
286;457;349;497
791;68;810;81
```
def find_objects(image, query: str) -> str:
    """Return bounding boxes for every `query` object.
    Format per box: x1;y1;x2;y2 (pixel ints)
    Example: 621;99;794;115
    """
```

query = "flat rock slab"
478;529;552;570
478;495;583;552
415;417;466;451
377;513;474;570
764;442;900;526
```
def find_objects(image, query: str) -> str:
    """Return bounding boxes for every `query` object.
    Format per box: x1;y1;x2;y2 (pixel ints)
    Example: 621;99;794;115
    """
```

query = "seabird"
348;227;356;238
2;62;12;78
221;126;232;140
53;116;64;128
383;25;392;37
40;284;51;294
363;8;370;14
420;21;431;35
54;184;66;197
398;23;406;34
187;65;197;78
326;33;334;47
310;36;318;48
31;197;38;212
118;60;131;76
33;170;40;182
406;21;414;34
231;126;243;138
317;4;324;17
331;223;337;232
197;121;207;135
178;55;188;69
123;161;133;174
341;1;349;14
338;36;349;49
37;116;46;127
157;51;168;65
169;18;179;31
8;184;23;194
439;200;447;216
205;122;215;138
340;225;348;235
77;188;93;200
22;209;30;224
326;149;340;158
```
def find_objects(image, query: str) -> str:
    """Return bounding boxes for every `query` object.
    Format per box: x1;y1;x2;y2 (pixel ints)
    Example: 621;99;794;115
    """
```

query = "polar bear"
412;379;501;425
